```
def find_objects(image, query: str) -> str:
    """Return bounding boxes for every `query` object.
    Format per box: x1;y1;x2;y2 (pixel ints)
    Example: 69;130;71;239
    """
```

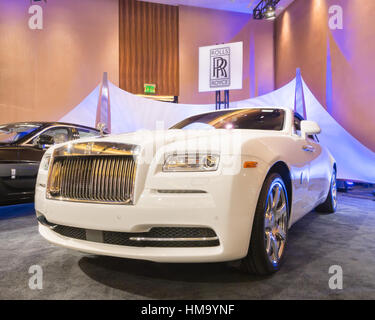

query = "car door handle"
302;145;315;153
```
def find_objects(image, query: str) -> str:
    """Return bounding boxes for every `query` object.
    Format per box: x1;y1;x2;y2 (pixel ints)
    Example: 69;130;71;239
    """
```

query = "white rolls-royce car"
35;107;337;275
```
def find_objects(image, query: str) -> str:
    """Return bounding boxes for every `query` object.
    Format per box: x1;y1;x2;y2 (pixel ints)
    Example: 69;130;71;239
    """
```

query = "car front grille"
102;227;219;247
53;224;86;240
47;155;136;204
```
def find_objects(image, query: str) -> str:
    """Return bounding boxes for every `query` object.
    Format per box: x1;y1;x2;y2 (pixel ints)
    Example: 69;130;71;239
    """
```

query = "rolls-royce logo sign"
210;47;231;88
199;42;242;93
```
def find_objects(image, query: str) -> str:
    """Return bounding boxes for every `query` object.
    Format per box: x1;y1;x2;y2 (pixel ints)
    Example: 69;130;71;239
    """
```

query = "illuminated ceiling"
138;0;295;15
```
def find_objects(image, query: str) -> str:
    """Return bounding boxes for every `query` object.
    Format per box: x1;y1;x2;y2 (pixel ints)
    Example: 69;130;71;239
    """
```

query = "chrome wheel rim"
332;170;337;208
264;179;288;266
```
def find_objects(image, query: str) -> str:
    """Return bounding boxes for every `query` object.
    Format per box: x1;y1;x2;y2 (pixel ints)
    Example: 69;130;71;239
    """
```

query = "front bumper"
35;160;266;263
39;224;226;263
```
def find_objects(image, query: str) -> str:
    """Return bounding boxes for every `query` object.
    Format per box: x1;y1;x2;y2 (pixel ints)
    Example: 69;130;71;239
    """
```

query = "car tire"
241;173;289;275
315;168;337;214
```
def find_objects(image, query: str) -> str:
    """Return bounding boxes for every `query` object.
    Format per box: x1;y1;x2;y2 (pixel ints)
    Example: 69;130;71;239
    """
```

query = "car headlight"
163;153;220;172
40;154;51;171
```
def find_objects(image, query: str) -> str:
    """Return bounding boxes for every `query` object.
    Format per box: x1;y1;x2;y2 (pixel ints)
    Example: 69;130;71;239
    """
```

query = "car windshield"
0;123;41;143
170;108;285;131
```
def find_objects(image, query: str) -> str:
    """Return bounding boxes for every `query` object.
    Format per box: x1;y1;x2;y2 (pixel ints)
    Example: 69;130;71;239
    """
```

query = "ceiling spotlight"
265;5;276;19
253;0;280;20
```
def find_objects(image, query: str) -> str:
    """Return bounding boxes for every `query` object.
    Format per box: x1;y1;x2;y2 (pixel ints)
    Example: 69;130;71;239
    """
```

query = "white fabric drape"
60;79;375;183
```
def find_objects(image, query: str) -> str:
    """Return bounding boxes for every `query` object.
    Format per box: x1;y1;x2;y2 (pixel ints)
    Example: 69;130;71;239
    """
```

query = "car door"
0;146;23;203
305;134;330;206
17;126;72;195
290;114;321;222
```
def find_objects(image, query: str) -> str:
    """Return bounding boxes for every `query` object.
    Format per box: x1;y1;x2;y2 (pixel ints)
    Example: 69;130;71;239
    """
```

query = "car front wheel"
241;173;289;275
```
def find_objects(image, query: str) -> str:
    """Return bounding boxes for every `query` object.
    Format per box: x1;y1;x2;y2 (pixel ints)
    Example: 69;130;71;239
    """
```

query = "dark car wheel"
315;168;337;214
241;173;289;275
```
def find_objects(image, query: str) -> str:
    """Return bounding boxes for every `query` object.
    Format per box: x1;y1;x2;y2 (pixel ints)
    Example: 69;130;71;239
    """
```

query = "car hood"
49;129;286;159
98;129;282;144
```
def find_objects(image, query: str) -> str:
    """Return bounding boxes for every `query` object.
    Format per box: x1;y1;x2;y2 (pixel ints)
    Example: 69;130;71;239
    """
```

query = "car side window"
32;127;69;145
76;128;99;139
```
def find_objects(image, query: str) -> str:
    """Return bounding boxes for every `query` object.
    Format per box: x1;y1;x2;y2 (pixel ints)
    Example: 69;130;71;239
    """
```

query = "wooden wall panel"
119;0;179;96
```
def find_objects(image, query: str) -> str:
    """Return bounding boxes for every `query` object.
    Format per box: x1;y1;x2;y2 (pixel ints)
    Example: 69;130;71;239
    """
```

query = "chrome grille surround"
46;142;139;205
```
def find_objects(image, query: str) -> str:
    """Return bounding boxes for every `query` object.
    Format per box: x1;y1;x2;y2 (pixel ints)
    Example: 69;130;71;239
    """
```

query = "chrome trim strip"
46;196;132;205
157;190;207;194
129;236;219;242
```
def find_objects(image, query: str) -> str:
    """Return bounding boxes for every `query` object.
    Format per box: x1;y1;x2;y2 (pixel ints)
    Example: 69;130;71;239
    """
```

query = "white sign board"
199;41;243;93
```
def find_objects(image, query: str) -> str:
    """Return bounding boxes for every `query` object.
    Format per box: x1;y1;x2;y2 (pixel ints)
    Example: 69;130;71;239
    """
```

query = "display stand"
215;90;230;110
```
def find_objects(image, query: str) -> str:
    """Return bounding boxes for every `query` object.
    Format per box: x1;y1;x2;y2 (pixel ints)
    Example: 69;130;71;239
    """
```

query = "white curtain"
60;79;375;183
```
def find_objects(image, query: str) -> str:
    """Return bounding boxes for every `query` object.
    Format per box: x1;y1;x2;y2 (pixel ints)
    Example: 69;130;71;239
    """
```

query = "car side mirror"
36;135;54;149
300;120;321;139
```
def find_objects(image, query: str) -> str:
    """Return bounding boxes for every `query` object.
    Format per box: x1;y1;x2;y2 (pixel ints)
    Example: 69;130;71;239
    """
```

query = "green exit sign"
144;84;156;94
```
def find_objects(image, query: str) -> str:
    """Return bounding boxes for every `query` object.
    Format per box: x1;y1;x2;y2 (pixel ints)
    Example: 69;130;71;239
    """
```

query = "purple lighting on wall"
326;37;333;115
249;33;256;98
